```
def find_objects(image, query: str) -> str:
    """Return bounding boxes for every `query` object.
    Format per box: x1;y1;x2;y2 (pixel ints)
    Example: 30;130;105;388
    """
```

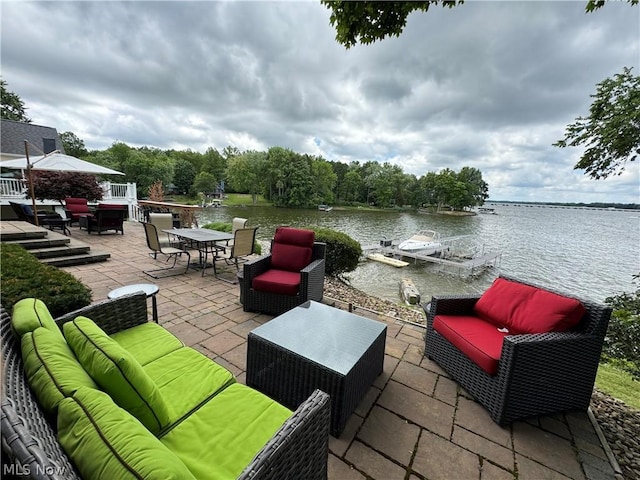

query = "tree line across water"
62;138;489;211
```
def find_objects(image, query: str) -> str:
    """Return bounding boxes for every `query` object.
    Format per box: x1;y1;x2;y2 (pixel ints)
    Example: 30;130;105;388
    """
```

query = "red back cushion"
474;278;585;334
270;228;314;272
65;198;90;213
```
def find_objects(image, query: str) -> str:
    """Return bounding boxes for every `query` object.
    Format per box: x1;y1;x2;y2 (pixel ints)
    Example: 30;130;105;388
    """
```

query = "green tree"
554;67;640;179
202;147;227;184
193;171;218;195
311;157;337;205
457;166;489;206
1;79;31;123
323;0;637;49
321;1;462;48
59;131;88;158
173;159;197;194
226;151;266;204
586;0;638;12
342;168;363;203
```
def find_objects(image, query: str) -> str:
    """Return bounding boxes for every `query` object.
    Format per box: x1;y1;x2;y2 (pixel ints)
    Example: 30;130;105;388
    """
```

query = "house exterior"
1;119;65;160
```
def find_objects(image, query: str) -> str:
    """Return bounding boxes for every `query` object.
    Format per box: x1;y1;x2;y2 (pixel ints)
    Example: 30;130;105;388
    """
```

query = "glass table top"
250;301;386;375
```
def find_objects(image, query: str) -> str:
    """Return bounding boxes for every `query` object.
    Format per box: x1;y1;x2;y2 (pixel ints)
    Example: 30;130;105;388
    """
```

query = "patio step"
1;221;110;266
41;250;111;267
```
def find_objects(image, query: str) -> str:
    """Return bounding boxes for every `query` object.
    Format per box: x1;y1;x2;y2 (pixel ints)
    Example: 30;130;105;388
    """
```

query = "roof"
0;119;65;158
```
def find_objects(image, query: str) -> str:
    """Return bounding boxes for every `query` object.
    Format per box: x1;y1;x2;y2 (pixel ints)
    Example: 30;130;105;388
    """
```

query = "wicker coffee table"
247;300;386;436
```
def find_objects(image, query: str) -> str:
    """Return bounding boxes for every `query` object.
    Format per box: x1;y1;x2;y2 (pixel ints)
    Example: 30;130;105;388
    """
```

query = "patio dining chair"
142;222;190;278
213;227;258;283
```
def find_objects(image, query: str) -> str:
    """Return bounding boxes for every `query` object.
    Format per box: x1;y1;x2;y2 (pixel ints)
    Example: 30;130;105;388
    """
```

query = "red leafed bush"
30;171;104;203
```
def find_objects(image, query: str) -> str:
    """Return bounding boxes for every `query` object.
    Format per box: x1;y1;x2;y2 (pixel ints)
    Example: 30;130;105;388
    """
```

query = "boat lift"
362;235;502;276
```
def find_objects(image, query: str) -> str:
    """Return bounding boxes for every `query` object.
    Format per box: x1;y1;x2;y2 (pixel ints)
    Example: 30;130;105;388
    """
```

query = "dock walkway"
363;240;502;274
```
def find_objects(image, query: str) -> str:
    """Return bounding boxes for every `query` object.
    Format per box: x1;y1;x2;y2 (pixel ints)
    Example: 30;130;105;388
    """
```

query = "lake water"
198;204;640;305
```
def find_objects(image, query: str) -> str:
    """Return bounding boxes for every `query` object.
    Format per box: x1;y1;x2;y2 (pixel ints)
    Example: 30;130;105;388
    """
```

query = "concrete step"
41;251;111;267
2;237;71;250
29;245;91;259
1;221;111;267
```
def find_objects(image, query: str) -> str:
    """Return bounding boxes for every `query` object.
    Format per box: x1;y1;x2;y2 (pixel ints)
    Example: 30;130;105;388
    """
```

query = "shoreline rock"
324;276;425;324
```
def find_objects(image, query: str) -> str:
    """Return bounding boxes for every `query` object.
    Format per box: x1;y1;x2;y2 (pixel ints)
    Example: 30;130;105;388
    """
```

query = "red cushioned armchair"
241;227;326;315
63;198;92;227
424;274;612;425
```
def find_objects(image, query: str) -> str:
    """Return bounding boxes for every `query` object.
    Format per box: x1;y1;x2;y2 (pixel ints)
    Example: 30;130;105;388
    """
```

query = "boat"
477;207;497;215
318;204;333;211
397;230;444;255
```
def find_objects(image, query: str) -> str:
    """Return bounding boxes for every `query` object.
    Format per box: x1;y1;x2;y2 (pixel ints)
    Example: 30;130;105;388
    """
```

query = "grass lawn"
595;363;640;410
223;193;271;206
167;193;271;207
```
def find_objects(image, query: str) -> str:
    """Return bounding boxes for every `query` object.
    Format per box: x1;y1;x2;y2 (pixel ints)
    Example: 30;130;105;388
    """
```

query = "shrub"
604;282;640;380
310;227;361;278
202;222;262;255
0;244;92;317
32;171;104;203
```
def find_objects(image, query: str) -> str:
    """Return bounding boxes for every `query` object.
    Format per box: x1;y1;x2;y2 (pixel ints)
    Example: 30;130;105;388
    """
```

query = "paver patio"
2;220;619;480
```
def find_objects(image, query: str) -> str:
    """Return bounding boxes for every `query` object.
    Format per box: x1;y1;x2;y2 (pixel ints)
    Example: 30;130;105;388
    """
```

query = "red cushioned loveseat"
424;275;612;425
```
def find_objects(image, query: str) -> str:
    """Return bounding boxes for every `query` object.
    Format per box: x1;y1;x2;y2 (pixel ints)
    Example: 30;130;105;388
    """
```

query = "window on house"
43;138;56;154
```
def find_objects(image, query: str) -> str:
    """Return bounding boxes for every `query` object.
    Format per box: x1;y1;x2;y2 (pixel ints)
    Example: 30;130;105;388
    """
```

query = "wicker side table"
247;301;386;436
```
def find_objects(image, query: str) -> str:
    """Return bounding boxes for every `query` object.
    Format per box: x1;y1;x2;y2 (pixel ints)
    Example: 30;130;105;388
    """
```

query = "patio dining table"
164;228;233;276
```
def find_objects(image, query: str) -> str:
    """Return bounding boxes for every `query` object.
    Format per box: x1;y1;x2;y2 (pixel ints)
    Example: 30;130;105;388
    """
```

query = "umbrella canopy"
1;152;124;175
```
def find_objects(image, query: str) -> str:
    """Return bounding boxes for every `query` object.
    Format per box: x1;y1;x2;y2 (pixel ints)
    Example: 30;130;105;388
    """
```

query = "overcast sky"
2;1;639;203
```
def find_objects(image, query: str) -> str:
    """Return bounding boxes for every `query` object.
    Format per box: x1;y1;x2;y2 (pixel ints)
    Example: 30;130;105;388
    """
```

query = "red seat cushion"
270;227;314;272
252;269;301;296
433;315;508;375
474;278;585;334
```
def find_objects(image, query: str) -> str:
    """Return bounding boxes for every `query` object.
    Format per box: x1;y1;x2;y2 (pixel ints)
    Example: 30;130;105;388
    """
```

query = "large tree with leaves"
59;131;88;158
322;0;637;49
554;67;639;179
1;79;31;123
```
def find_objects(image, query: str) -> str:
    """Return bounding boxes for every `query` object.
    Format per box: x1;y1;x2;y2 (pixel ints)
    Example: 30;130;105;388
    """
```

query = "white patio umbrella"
1;146;124;225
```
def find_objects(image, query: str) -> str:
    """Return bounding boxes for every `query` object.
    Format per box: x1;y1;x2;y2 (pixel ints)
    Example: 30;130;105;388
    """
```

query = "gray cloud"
1;0;638;203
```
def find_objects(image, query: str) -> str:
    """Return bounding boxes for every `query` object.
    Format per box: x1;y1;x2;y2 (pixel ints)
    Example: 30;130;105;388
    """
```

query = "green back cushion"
58;388;196;480
63;317;172;434
110;323;184;366
21;328;97;414
11;298;65;342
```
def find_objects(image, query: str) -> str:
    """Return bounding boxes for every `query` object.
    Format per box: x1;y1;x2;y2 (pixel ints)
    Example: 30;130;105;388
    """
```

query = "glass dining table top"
163;228;233;243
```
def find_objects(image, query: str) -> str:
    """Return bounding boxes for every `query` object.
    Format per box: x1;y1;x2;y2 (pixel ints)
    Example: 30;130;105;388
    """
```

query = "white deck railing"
1;180;138;217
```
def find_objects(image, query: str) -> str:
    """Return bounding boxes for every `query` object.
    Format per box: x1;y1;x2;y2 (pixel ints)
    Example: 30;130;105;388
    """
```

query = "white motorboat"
397;230;444;254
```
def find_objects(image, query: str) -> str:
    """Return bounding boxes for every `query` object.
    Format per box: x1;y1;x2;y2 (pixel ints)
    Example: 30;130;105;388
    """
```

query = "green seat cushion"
144;347;235;422
21;328;97;414
11;298;65;342
63;316;172;434
58;387;196;480
160;383;292;480
110;323;184;366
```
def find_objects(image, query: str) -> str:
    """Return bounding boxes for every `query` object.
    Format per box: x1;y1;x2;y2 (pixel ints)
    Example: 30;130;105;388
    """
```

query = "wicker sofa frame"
1;293;331;479
241;242;326;316
424;274;612;425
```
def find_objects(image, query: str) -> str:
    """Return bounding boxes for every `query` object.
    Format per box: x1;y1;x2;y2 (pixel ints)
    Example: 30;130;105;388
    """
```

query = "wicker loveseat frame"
241;241;326;316
1;293;331;479
424;274;612;425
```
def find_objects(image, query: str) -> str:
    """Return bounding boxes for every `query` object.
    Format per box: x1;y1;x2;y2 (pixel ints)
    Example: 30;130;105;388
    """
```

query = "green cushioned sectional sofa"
1;293;330;480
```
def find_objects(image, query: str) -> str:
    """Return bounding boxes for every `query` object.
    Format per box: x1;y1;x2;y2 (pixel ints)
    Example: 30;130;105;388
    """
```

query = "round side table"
107;283;159;323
